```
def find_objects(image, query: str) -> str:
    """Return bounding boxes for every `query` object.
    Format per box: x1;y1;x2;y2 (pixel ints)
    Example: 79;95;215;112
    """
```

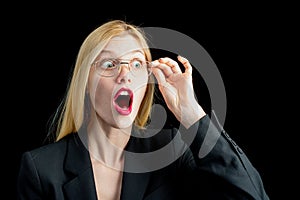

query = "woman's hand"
151;55;206;128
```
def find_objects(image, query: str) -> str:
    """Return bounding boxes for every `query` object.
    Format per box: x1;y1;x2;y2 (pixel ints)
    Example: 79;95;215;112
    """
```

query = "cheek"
88;75;114;108
96;82;114;105
136;74;149;92
136;86;147;100
132;83;148;107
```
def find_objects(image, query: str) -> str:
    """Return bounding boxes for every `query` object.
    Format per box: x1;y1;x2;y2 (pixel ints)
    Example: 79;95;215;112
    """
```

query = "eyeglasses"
92;58;152;77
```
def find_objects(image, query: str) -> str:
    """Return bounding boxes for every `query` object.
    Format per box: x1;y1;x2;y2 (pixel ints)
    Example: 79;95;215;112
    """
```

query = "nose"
116;63;132;84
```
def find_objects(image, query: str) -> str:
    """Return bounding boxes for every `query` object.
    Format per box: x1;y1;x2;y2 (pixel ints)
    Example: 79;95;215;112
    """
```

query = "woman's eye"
101;60;115;69
131;60;142;68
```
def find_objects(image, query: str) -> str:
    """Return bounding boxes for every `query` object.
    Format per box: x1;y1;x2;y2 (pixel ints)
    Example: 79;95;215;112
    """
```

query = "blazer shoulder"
22;133;76;162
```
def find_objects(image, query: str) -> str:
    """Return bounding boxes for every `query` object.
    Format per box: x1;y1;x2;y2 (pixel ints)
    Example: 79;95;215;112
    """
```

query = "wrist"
178;103;206;129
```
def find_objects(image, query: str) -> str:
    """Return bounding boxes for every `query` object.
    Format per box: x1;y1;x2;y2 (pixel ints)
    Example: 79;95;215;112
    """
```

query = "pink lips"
113;87;133;115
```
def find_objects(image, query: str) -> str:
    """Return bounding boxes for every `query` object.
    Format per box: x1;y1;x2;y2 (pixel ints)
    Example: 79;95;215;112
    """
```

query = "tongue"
119;99;129;108
116;96;130;108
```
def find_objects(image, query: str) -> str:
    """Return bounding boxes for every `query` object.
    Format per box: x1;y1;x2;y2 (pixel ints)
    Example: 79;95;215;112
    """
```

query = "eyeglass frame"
91;58;153;77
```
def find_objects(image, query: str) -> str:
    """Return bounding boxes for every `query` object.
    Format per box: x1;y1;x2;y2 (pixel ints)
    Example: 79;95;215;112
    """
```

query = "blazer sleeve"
176;113;270;200
17;152;43;200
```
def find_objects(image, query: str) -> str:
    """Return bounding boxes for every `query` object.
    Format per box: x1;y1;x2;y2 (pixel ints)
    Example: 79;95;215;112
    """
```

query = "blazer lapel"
63;133;97;200
63;169;97;200
120;131;151;200
120;171;150;200
62;129;152;200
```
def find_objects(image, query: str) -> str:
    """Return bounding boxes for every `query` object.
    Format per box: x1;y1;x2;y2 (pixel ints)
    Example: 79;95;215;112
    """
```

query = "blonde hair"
52;20;154;141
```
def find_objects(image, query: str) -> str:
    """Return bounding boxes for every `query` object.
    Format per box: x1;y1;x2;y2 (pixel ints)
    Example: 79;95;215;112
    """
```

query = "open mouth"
113;88;133;115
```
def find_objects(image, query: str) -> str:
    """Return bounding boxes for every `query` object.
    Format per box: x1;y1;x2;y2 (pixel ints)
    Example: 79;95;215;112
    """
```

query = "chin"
111;105;139;129
114;116;135;129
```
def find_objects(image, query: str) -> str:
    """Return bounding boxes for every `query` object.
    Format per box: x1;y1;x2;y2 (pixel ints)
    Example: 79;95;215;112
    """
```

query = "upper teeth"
120;91;129;95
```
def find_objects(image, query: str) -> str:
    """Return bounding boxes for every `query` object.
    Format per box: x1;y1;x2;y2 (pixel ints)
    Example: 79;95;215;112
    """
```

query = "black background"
5;2;296;199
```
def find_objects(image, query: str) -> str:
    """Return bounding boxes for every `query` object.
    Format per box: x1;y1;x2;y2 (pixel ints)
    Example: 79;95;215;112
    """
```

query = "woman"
17;19;269;199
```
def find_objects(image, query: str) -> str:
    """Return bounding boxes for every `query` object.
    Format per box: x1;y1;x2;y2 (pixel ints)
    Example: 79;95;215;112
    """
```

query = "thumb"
152;68;167;88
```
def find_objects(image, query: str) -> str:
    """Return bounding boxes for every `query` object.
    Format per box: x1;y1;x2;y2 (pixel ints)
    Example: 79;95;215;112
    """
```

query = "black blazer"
17;115;269;200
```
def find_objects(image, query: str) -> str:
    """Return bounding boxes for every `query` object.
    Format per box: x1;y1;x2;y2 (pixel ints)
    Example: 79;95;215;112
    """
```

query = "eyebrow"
100;49;145;58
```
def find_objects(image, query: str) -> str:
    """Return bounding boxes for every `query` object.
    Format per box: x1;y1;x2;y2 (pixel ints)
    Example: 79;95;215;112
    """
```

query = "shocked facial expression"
88;33;150;129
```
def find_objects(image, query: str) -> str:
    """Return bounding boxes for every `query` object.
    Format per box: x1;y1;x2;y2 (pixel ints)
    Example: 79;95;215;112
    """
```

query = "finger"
152;67;167;87
152;60;173;78
178;55;192;75
158;57;182;74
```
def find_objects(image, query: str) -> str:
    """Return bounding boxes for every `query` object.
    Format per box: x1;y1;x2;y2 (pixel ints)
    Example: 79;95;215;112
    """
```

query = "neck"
87;116;132;170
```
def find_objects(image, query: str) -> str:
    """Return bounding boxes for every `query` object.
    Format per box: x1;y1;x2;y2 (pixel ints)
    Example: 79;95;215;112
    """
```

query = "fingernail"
151;60;158;66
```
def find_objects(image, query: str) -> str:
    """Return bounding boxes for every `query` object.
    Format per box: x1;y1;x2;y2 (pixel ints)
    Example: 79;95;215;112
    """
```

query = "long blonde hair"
51;20;154;141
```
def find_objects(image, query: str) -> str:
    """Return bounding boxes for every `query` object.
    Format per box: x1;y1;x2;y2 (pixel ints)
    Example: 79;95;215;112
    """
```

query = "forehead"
101;34;144;58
